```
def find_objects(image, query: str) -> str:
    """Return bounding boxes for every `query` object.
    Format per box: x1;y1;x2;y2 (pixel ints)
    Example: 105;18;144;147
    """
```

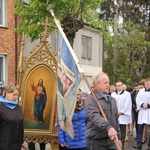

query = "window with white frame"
0;0;6;27
0;55;6;86
21;0;30;4
81;35;92;60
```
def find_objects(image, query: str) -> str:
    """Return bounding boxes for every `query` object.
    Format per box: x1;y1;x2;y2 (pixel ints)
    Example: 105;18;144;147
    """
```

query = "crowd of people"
58;73;150;150
0;72;150;150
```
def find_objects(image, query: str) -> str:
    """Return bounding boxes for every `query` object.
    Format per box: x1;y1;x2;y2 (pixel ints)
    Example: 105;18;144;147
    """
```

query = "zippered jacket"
84;89;121;140
58;108;87;149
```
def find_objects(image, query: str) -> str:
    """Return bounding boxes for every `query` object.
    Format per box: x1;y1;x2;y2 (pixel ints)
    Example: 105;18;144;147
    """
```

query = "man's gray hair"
110;85;116;89
93;72;108;85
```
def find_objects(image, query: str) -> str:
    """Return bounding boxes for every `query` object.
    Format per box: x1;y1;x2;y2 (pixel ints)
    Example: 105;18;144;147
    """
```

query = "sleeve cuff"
141;103;144;108
106;125;112;132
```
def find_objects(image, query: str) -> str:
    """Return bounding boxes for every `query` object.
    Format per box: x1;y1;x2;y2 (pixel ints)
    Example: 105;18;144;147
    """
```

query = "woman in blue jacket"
58;92;87;150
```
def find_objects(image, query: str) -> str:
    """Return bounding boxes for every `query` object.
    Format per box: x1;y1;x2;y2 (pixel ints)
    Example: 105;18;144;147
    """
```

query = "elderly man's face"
110;87;116;94
96;74;110;94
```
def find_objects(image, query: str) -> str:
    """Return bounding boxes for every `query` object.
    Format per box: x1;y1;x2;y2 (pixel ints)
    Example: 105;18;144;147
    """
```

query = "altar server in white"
133;78;150;150
111;81;132;149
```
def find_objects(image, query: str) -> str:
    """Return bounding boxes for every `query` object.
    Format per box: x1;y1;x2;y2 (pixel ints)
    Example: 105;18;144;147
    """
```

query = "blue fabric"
137;124;150;147
34;87;47;122
57;33;83;138
137;124;144;147
0;97;18;109
99;92;109;98
58;108;87;149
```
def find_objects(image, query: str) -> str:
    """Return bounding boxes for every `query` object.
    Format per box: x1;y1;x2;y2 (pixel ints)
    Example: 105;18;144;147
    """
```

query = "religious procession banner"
52;14;84;138
57;33;84;138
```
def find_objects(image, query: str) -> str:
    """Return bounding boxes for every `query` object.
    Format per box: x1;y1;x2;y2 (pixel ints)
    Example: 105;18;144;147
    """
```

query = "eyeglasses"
116;85;122;86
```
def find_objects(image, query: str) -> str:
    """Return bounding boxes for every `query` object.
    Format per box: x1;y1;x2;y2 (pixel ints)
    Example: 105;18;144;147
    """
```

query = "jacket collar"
115;89;124;95
93;89;109;99
145;88;150;92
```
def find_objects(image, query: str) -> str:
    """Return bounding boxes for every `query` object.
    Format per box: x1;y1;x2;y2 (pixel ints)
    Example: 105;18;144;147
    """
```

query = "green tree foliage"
100;0;150;42
14;0;103;44
15;0;150;85
100;0;150;24
99;0;150;85
104;21;150;85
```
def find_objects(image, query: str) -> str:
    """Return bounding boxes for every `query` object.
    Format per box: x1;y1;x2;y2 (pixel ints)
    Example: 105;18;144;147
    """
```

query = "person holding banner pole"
48;6;120;150
84;72;122;150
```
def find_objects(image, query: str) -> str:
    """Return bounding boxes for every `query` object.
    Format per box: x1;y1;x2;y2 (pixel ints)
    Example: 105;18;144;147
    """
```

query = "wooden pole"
21;144;28;150
48;6;121;150
82;73;121;150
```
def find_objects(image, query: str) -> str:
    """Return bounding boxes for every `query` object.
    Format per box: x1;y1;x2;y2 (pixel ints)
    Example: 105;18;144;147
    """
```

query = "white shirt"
136;88;150;124
111;90;132;124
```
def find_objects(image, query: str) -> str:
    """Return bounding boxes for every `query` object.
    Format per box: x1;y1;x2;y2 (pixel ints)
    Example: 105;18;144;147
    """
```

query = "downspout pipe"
15;14;18;84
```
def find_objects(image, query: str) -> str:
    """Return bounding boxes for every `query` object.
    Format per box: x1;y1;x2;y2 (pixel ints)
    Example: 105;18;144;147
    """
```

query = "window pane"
87;37;92;59
81;35;92;59
21;0;30;4
0;57;3;81
81;36;87;58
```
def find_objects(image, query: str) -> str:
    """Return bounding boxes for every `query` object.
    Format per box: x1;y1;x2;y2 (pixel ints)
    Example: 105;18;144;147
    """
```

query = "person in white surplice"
111;81;132;150
133;78;150;150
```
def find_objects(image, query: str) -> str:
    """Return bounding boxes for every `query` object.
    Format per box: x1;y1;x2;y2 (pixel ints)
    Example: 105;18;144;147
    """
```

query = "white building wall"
73;25;103;93
73;25;103;67
23;26;103;93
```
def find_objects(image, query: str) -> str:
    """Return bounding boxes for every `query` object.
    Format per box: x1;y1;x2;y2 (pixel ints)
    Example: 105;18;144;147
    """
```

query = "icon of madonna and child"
24;79;49;130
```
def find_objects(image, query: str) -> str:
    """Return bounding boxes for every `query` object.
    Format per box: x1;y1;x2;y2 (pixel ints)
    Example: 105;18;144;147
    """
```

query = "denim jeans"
137;124;144;147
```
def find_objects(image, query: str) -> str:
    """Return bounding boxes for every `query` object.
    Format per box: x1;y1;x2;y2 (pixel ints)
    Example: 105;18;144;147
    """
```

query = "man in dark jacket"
131;83;139;139
84;72;121;150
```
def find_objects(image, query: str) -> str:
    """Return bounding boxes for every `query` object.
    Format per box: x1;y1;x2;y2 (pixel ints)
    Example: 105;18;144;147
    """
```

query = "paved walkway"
22;130;149;150
124;130;149;150
22;143;50;150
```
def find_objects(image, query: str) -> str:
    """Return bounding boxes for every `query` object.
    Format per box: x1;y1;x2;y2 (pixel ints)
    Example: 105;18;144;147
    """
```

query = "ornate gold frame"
17;20;59;149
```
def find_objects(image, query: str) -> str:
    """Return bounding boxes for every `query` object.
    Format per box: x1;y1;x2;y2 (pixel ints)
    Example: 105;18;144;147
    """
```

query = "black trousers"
134;111;139;138
119;124;126;146
59;145;67;150
28;142;45;150
59;145;87;150
86;137;116;150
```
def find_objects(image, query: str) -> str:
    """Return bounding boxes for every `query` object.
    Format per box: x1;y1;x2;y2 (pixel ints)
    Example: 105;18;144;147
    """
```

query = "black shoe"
134;137;137;140
127;131;131;136
133;145;142;150
129;132;133;136
142;140;146;144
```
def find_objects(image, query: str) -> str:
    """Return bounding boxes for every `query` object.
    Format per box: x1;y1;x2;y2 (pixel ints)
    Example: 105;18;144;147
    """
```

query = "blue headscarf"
0;96;18;109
